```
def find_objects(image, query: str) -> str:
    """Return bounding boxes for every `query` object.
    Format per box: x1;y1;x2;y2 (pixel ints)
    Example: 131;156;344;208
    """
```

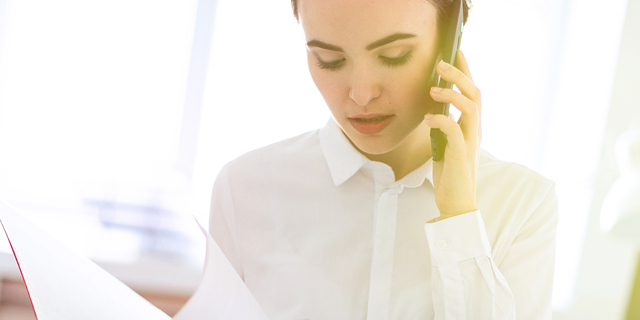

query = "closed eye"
315;51;413;71
316;57;346;71
379;51;413;67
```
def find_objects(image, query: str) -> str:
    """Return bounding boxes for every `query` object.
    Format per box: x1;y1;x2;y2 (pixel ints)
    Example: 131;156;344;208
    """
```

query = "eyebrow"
306;33;417;52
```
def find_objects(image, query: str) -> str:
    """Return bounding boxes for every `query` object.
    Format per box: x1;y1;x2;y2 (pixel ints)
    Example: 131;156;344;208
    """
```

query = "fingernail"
431;87;442;93
425;114;434;119
439;60;450;70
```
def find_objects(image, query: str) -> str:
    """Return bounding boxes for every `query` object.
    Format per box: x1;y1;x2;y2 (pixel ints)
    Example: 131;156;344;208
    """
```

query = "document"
0;200;269;320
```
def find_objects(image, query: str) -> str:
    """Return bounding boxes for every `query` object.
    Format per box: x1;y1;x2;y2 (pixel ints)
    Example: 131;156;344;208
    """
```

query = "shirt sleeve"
425;211;516;319
497;183;558;319
208;164;244;279
424;184;558;320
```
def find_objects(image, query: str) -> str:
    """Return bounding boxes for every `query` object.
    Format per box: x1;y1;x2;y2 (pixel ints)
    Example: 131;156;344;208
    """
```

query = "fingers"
436;52;481;107
430;87;479;141
434;50;482;142
453;50;481;117
424;114;467;162
454;50;474;83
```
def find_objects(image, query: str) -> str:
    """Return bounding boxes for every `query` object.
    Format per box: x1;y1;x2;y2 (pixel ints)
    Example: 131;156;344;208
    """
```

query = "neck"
360;122;433;181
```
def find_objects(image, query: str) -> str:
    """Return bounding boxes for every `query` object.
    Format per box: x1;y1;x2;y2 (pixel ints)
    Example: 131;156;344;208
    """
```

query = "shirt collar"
319;119;369;186
395;157;433;189
319;119;434;188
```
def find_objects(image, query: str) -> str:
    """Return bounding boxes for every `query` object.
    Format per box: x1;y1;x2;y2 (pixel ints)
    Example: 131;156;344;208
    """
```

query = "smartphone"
430;0;464;161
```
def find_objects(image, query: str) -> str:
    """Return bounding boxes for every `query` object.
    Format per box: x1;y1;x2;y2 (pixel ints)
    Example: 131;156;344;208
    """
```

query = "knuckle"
445;88;457;98
457;98;477;116
435;114;450;123
472;87;481;100
444;152;466;165
445;121;464;138
469;101;479;114
452;67;464;80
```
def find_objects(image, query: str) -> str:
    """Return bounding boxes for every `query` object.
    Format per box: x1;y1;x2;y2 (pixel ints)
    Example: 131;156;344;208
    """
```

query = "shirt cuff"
423;210;492;267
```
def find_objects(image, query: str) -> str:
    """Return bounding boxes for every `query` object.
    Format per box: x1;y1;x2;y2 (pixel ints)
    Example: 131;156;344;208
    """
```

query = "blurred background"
0;0;639;319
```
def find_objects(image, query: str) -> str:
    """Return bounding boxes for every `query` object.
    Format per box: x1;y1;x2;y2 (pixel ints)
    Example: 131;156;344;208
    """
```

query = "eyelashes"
316;51;413;71
316;58;346;71
379;51;413;68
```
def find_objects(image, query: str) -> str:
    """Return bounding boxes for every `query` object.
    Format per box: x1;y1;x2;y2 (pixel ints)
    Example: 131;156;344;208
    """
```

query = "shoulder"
476;149;557;229
476;151;559;268
222;129;327;185
478;149;555;200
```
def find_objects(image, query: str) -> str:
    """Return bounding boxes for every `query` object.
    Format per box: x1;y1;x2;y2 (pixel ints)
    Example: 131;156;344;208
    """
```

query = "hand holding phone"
424;0;483;219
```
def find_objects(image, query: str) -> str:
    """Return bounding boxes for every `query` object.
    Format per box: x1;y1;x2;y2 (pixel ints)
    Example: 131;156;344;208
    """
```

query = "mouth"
348;114;395;135
352;116;388;122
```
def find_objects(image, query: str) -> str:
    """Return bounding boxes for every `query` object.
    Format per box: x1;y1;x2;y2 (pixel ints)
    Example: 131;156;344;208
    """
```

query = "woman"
209;0;558;319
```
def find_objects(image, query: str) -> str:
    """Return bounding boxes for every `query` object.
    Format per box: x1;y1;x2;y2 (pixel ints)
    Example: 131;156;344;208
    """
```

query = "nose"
348;65;381;107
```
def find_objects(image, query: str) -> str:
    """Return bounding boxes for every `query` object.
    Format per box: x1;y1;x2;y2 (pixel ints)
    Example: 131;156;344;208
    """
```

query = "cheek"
308;64;347;112
385;66;433;112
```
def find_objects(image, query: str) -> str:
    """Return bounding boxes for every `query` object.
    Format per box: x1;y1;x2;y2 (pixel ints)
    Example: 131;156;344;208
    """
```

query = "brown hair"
290;0;471;42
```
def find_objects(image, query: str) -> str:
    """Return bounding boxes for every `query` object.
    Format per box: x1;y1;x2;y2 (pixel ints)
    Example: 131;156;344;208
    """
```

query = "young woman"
209;0;558;319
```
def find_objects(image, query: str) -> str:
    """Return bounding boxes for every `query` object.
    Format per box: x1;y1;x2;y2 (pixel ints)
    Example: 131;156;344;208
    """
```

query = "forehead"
298;0;437;46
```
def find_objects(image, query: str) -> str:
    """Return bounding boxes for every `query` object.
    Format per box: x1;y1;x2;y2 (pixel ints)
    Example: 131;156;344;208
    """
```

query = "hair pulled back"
290;0;471;42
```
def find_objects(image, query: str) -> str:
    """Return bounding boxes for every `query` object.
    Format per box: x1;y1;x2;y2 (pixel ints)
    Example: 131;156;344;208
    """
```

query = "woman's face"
298;0;440;155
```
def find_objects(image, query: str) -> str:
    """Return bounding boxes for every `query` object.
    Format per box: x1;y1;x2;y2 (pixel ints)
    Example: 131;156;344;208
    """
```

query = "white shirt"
209;119;558;320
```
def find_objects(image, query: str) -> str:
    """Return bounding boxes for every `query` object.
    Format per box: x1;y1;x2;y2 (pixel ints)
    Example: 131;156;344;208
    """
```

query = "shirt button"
437;240;447;249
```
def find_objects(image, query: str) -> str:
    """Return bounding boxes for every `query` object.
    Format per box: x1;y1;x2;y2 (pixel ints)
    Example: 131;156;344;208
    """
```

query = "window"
0;0;202;264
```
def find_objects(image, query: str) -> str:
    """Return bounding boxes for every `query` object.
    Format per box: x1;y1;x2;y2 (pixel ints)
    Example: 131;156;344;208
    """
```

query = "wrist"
438;206;478;220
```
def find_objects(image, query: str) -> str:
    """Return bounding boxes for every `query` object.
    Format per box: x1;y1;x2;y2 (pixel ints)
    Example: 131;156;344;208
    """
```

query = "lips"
348;114;395;135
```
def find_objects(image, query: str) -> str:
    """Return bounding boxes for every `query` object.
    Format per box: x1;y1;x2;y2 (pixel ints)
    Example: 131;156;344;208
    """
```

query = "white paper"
173;219;269;320
0;200;171;320
0;200;269;320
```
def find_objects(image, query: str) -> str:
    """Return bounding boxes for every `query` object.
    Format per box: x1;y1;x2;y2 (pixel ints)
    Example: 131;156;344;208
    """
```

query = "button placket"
366;186;403;320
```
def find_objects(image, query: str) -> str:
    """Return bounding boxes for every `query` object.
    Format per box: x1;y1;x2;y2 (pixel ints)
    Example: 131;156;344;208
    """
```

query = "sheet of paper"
0;200;171;320
173;218;269;320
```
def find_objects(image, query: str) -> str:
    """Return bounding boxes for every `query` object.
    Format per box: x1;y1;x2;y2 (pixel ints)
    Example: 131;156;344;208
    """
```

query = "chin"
347;132;403;156
359;142;396;155
338;115;424;156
